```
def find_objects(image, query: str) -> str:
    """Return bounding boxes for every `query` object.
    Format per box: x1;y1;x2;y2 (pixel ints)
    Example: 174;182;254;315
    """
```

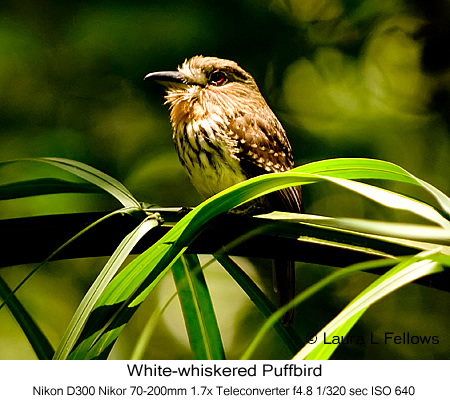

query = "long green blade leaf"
172;254;225;360
262;212;450;246
130;292;178;360
321;175;450;229
0;178;103;200
0;275;54;359
294;158;450;216
0;158;140;208
68;158;450;359
56;214;161;359
215;254;303;354
240;257;400;360
295;250;446;360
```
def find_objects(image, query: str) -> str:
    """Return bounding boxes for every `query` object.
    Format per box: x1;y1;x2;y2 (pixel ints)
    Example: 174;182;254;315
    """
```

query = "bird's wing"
228;113;303;213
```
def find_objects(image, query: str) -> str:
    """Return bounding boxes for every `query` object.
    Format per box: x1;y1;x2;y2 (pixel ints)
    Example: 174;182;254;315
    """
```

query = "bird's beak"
144;71;188;88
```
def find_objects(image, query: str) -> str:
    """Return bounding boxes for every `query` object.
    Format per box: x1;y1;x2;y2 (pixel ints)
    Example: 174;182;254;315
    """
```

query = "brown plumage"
145;56;302;324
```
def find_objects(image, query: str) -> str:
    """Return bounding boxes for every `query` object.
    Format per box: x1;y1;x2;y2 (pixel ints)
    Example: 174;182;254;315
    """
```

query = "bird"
145;56;302;324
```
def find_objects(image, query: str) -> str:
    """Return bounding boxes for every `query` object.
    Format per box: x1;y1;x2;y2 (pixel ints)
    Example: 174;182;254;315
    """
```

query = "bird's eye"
210;71;227;85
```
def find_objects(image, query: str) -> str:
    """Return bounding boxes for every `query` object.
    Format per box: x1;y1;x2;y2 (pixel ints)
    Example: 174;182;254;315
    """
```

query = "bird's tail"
273;258;296;325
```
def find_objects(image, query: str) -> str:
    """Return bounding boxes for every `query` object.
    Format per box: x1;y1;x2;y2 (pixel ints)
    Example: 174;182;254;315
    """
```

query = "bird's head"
145;56;268;127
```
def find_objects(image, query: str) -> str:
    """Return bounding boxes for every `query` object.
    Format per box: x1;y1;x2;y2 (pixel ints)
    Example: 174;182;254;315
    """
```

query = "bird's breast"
173;116;246;198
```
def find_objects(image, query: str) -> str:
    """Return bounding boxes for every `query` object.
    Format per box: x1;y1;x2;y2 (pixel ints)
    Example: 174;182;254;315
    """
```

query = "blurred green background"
1;0;450;359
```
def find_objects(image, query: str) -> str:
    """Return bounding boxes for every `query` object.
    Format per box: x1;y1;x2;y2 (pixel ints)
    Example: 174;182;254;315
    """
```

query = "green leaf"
215;254;303;354
295;250;445;360
0;275;54;359
172;254;225;360
262;212;450;246
294;158;450;217
129;292;178;360
55;213;161;359
0;158;140;208
414;177;450;217
321;175;450;229
0;178;103;200
63;157;450;359
39;158;141;208
240;257;400;360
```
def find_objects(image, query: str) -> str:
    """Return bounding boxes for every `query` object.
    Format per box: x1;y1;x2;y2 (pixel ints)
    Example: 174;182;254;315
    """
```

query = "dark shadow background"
1;0;449;359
